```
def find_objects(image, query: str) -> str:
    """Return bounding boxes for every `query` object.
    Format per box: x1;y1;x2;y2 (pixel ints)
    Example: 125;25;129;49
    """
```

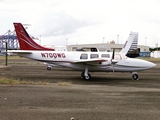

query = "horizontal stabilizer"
8;50;32;54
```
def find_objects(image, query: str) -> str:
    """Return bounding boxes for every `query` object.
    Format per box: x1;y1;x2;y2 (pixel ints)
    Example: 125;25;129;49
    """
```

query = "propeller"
111;49;115;72
111;49;118;72
112;49;115;60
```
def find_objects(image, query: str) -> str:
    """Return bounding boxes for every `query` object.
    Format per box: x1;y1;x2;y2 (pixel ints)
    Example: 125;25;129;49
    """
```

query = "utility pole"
102;37;105;43
39;35;41;45
145;37;147;46
117;35;119;44
5;42;8;66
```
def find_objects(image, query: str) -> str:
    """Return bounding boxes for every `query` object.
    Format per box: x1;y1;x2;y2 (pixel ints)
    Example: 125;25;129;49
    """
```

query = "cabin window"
90;54;99;58
80;54;88;59
101;54;110;58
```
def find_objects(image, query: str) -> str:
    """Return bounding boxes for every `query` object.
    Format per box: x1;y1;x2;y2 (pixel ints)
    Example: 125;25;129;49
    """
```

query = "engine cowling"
100;61;111;66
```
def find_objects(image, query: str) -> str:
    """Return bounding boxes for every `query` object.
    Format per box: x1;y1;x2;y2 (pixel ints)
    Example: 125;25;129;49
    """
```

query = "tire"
84;74;91;80
81;72;85;79
132;74;139;80
47;66;52;70
81;72;91;80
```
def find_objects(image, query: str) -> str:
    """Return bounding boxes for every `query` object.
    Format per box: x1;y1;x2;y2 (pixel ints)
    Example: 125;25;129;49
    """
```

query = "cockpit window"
101;54;110;58
90;54;99;59
80;54;88;59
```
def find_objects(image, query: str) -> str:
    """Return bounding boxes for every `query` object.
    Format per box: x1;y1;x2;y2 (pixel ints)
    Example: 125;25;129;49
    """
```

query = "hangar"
66;43;150;57
67;43;149;52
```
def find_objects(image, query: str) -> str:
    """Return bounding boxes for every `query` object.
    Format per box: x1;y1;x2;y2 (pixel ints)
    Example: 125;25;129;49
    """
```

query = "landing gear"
81;72;91;80
47;66;52;70
81;65;91;80
132;72;139;80
81;72;85;78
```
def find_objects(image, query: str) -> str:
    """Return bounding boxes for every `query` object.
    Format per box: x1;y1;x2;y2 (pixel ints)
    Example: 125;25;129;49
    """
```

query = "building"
67;43;149;52
150;51;160;58
67;43;150;57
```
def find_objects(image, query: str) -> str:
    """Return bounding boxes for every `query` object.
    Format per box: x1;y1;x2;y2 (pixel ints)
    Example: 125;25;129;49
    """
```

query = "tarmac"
0;58;160;120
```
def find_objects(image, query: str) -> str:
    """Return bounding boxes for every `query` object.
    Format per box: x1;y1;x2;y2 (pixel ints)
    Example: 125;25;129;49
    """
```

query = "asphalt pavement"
0;58;160;120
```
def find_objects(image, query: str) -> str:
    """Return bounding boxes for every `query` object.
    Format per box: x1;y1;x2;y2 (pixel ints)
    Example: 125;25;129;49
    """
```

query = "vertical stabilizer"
120;32;138;55
14;23;54;51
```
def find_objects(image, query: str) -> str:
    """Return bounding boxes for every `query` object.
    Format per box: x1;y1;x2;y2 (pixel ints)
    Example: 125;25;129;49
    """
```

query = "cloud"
0;0;160;47
33;12;94;37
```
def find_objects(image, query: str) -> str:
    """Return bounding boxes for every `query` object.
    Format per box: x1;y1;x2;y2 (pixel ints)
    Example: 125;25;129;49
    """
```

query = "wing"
71;58;107;66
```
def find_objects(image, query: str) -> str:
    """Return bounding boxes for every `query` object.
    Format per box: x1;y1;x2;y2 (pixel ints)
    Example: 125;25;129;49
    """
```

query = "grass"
9;62;27;65
0;56;26;59
57;82;73;86
0;77;72;86
138;57;160;62
0;77;48;85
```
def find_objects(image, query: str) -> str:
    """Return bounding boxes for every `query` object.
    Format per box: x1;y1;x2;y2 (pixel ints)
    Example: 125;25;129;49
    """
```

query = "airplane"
14;21;140;70
8;22;156;80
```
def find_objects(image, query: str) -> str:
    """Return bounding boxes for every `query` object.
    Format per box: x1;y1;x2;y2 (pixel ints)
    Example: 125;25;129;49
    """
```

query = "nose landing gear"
132;72;139;80
47;66;52;70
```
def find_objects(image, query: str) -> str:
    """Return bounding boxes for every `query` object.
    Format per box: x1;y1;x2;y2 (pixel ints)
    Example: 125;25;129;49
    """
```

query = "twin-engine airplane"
9;23;156;80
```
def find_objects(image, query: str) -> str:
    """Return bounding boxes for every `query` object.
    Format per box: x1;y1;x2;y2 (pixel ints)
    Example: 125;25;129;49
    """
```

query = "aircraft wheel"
47;66;52;70
132;74;139;80
81;72;91;80
84;74;91;80
81;72;85;79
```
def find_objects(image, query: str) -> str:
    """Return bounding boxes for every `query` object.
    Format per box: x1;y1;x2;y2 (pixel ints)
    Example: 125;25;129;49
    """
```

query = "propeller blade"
111;49;116;72
112;49;115;59
112;64;114;72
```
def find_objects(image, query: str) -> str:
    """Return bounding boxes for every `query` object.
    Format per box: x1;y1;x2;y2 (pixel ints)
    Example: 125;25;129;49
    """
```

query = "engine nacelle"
100;61;111;66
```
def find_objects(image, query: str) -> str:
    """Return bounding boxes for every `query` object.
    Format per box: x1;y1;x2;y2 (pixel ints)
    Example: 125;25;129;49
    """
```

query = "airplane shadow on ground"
59;76;132;86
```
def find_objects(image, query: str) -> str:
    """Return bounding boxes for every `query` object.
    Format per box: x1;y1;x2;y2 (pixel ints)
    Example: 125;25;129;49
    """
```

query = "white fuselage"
13;50;156;72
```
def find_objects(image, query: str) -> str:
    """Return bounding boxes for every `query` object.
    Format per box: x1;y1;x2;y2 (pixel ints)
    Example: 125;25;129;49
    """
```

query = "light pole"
117;35;119;44
66;39;68;46
39;35;41;45
145;37;147;46
103;37;105;43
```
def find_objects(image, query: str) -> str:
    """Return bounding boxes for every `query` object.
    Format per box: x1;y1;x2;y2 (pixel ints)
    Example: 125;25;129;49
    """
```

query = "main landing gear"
132;72;139;80
81;65;91;80
81;72;91;80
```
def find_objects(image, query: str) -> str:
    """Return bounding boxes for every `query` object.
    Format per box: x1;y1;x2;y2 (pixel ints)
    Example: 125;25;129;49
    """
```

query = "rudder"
120;32;138;55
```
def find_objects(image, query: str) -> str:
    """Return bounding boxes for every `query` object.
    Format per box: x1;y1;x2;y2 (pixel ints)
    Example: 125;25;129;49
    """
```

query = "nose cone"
121;58;157;71
148;61;156;68
133;59;156;69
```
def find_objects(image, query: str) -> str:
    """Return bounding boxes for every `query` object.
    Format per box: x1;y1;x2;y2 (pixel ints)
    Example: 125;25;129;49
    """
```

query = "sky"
0;0;160;47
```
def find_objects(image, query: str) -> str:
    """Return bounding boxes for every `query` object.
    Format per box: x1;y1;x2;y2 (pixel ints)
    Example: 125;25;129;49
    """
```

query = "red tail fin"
13;23;54;51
